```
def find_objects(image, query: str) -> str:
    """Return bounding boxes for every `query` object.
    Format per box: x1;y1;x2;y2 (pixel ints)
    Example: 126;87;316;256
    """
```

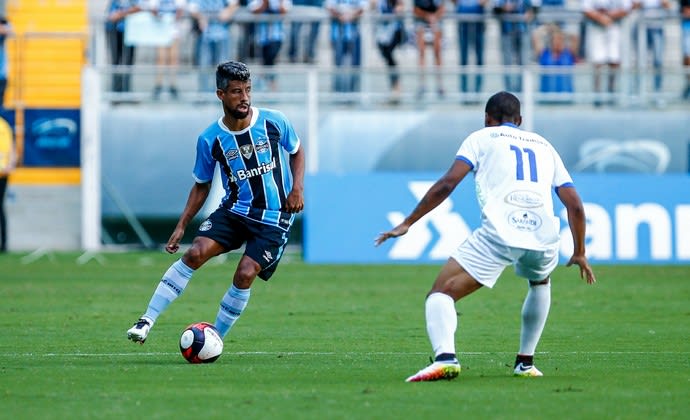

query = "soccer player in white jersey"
127;61;305;344
375;91;595;381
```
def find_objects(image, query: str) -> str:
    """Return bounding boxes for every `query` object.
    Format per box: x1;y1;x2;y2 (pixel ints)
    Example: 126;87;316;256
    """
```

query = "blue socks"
214;285;251;338
139;259;251;340
143;259;194;324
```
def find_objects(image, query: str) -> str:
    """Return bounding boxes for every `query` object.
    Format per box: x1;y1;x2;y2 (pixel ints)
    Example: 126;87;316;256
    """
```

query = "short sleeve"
280;115;301;155
192;135;216;183
551;146;573;188
456;133;479;170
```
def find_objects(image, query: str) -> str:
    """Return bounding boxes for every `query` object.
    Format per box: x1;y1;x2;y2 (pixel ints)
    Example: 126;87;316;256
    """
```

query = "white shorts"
450;226;559;288
587;23;622;64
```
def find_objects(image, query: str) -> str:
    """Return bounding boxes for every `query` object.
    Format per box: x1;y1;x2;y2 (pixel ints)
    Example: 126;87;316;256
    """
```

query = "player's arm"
284;147;305;214
166;182;212;253
556;185;596;284
375;159;471;246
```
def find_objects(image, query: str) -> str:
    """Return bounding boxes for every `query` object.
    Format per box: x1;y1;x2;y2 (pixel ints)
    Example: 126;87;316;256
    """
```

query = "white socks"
425;292;458;357
519;282;551;356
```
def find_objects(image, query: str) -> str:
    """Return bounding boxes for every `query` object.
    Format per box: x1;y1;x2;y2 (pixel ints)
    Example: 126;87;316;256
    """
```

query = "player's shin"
519;281;551;356
425;292;458;359
143;259;194;323
214;285;251;338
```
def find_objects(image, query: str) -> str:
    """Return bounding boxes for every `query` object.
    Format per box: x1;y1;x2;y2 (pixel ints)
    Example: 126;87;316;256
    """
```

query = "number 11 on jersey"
510;145;538;182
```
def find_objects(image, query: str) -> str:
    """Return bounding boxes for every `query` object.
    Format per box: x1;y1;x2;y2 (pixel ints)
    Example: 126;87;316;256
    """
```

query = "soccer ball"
179;322;224;364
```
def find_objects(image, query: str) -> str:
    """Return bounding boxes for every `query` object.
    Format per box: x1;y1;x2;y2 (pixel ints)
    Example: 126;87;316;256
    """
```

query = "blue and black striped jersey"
193;107;301;231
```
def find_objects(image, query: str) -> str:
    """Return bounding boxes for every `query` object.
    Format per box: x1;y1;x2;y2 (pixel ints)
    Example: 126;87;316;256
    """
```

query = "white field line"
1;351;688;358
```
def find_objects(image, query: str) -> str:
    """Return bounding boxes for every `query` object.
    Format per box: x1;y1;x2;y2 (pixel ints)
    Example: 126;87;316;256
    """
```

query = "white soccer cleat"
405;361;461;382
513;363;544;377
127;318;152;344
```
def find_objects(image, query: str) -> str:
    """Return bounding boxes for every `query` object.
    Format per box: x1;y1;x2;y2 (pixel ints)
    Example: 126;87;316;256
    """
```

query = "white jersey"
456;123;573;251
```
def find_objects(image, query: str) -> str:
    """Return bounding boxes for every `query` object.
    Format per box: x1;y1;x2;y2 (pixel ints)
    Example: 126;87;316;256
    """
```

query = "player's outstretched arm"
375;160;471;247
166;182;211;253
557;185;596;284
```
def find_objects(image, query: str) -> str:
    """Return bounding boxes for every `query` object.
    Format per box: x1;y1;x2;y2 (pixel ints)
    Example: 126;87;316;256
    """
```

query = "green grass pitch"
1;251;688;419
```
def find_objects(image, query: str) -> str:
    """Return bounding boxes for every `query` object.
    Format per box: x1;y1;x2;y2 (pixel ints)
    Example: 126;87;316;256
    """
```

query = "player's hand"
283;190;304;213
374;224;409;247
165;227;185;254
566;254;596;284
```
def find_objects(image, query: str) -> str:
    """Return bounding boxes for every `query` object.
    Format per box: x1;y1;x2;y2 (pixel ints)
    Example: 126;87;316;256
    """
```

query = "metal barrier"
84;9;689;109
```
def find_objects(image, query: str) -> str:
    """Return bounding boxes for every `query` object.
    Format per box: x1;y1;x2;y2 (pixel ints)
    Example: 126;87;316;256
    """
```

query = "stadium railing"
83;9;688;109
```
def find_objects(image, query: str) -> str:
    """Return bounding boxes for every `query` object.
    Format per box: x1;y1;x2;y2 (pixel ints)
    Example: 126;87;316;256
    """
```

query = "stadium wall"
98;106;689;217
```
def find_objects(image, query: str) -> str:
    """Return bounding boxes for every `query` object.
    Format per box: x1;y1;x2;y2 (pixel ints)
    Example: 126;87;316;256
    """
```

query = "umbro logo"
262;250;273;262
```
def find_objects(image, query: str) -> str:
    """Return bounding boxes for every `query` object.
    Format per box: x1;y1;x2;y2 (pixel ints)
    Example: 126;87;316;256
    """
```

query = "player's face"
218;80;252;119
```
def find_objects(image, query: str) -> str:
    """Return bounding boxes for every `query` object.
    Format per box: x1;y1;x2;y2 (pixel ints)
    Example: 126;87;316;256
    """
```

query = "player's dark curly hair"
485;91;521;123
216;61;251;90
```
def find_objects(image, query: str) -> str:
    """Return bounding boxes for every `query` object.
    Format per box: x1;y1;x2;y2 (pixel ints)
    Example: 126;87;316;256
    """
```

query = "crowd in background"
104;0;690;105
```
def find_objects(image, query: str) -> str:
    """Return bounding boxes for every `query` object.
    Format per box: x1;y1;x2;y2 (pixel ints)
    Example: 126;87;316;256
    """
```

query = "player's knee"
233;259;261;288
182;246;206;269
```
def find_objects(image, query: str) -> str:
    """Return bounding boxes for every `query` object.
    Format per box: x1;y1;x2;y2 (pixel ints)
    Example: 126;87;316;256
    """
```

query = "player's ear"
484;113;490;127
516;115;522;127
216;89;224;100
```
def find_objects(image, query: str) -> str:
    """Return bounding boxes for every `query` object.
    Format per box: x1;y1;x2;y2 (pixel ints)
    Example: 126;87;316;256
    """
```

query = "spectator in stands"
325;0;367;96
536;25;576;100
150;0;187;100
414;0;446;99
105;0;143;97
0;16;12;108
188;0;239;95
372;0;406;104
248;0;291;91
453;0;487;102
288;0;324;64
0;116;14;253
680;0;690;101
493;0;536;93
236;0;258;62
530;0;581;62
632;0;671;104
582;0;632;106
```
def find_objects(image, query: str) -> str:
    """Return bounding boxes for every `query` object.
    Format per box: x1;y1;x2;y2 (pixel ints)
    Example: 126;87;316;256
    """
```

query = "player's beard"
228;102;250;120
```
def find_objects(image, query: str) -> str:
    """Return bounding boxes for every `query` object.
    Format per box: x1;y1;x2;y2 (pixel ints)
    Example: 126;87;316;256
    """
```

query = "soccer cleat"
513;363;543;377
127;318;152;344
405;361;461;382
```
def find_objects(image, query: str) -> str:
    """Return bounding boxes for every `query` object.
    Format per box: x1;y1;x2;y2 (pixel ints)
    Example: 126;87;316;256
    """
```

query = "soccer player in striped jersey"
375;91;595;381
127;61;305;344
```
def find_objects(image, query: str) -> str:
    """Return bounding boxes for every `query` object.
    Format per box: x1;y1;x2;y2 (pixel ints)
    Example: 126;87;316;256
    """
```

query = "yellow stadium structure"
5;0;87;184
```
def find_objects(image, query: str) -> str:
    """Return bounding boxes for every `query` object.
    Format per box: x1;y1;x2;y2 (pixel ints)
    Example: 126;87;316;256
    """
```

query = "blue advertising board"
304;174;690;265
23;109;81;167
